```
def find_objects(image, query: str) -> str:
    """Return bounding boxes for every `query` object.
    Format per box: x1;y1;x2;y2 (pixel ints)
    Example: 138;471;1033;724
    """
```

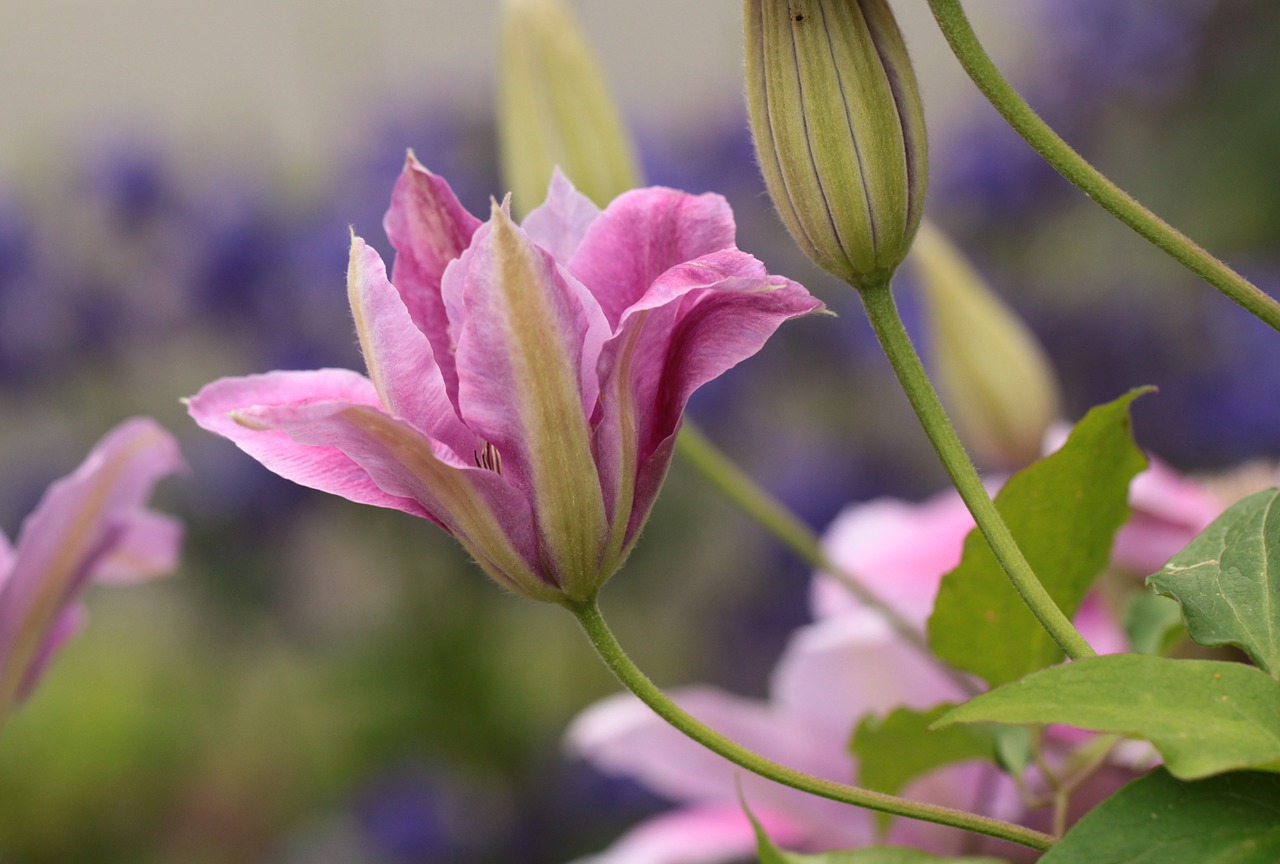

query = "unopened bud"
912;221;1063;468
744;0;927;291
498;0;641;216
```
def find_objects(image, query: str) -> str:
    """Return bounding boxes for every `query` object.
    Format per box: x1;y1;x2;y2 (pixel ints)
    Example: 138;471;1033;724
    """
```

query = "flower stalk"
926;0;1280;333
858;279;1096;662
675;423;979;696
568;598;1055;851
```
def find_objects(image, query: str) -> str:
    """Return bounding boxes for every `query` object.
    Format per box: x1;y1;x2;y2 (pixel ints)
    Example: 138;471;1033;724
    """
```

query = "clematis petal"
567;687;870;850
1113;457;1220;574
0;531;13;588
0;418;183;715
521;168;601;264
383;152;483;402
187;369;431;518
92;510;184;584
569;187;738;328
451;203;609;597
769;611;970;747
811;488;978;626
570;803;808;864
347;234;475;458
16;605;84;702
594;250;821;560
567;687;822;802
234;399;555;602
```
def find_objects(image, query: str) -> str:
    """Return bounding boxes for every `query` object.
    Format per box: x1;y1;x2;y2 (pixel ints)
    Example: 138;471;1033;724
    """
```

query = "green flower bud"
498;0;641;217
744;0;928;291
912;221;1063;468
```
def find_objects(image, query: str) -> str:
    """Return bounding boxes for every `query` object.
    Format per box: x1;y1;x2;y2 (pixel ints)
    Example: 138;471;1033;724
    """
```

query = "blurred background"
0;1;1278;861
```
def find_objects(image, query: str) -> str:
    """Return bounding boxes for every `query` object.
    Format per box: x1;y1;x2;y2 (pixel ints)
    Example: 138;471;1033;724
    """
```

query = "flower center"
474;441;504;475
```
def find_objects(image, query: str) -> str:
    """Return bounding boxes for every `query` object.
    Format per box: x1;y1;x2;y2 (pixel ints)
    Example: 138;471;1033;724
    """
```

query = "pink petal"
769;612;970;746
347;234;476;458
187;369;429;518
1113;458;1221;574
234;399;556;602
1073;592;1130;656
521;169;601;264
0;418;183;712
383;153;482;402
569;188;738;328
811;488;979;626
889;762;1024;855
449;205;610;589
591;251;820;558
16;604;84;701
565;687;869;849
92;510;184;584
0;531;13;590
571;803;808;864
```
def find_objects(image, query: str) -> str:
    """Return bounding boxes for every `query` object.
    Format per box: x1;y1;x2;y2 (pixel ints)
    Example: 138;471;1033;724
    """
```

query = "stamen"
473;441;503;475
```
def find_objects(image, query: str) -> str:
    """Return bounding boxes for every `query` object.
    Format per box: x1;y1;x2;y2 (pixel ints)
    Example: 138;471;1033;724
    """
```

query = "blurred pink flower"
188;156;820;604
565;451;1230;862
0;417;183;724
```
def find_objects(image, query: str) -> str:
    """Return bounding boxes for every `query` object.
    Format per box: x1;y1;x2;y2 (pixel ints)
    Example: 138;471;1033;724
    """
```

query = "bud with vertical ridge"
912;221;1063;468
499;0;641;216
744;0;928;291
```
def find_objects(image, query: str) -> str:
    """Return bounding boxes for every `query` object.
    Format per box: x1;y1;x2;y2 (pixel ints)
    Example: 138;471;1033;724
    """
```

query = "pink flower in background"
565;453;1231;863
566;487;1008;864
0;417;183;725
189;155;820;603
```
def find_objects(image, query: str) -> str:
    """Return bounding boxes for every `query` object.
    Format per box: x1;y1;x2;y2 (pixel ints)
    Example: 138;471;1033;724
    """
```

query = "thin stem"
676;423;979;696
569;598;1055;851
926;0;1280;333
859;281;1096;661
1028;729;1069;838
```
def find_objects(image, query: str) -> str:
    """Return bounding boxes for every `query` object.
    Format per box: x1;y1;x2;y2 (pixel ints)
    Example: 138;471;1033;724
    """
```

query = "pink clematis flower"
0;417;183;726
565;451;1235;863
188;155;821;604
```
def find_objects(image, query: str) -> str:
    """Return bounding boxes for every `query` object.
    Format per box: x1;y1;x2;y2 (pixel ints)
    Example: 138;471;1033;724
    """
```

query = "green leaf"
1147;488;1280;677
1123;590;1186;655
745;795;1008;863
992;726;1032;778
1040;768;1280;864
928;390;1149;687
853;704;998;797
935;654;1280;779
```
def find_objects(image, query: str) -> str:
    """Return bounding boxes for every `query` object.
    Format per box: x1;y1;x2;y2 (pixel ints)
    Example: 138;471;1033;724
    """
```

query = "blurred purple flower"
1037;0;1217;105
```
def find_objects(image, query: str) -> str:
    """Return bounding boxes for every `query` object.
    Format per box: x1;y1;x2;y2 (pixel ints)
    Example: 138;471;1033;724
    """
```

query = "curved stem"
676;423;979;696
568;598;1055;851
926;0;1280;333
859;281;1096;661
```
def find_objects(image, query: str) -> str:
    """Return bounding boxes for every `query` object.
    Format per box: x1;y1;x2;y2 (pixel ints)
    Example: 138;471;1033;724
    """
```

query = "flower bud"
912;221;1063;468
498;0;641;216
744;0;928;291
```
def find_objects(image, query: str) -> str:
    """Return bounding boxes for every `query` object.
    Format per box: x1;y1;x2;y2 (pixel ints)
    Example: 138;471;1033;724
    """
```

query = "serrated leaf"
1123;590;1185;655
928;390;1149;687
935;655;1280;780
1147;488;1280;677
853;704;997;797
1039;768;1280;864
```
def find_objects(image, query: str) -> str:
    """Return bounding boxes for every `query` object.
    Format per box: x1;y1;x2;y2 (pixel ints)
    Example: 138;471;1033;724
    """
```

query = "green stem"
569;598;1055;851
859;281;1096;661
676;423;978;696
926;0;1280;333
